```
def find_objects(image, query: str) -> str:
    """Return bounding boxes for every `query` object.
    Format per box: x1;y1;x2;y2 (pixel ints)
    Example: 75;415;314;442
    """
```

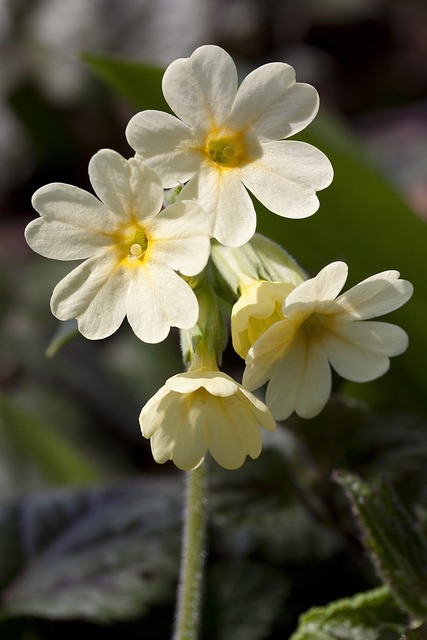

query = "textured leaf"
335;471;427;621
0;478;182;622
289;586;407;640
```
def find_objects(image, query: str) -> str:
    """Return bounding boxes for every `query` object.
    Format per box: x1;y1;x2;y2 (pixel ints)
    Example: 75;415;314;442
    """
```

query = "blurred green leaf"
335;471;427;622
45;320;79;358
0;478;182;623
82;52;168;112
205;560;289;640
0;394;101;486
289;586;407;640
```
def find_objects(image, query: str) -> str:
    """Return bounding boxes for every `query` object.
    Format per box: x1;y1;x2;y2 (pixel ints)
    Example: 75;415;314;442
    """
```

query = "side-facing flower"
232;279;297;359
25;149;211;343
243;261;413;420
140;368;276;471
126;44;333;247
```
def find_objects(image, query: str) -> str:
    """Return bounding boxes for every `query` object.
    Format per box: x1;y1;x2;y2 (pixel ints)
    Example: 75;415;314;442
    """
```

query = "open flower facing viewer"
25;149;211;343
126;44;333;247
240;261;413;420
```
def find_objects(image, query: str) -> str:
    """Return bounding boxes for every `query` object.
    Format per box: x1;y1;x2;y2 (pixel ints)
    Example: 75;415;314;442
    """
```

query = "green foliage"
289;586;407;640
0;479;182;623
335;471;427;622
0;394;101;486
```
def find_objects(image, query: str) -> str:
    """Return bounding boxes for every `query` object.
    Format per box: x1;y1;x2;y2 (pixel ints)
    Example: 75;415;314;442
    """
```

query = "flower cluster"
26;45;413;471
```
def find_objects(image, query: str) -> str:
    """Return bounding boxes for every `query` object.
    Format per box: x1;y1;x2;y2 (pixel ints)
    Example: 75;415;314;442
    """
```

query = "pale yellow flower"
231;280;298;358
25;149;211;343
140;369;276;470
126;44;333;247
243;262;413;420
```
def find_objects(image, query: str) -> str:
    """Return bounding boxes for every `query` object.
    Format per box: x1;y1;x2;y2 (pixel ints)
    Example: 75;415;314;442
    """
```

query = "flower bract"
26;149;211;343
126;44;333;247
243;262;413;420
140;369;276;470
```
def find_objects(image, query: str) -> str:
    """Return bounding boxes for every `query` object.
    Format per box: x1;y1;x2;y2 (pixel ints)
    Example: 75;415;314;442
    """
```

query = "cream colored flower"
126;44;333;247
231;279;299;358
243;262;413;420
25;149;211;343
140;369;276;470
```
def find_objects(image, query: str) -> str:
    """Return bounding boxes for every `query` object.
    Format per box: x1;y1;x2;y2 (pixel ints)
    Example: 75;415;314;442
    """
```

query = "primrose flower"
25;149;211;343
232;279;299;358
126;44;333;247
243;262;413;420
140;368;276;470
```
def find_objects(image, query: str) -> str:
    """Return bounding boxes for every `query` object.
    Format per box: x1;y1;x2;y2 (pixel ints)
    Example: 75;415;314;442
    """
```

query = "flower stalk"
173;462;208;640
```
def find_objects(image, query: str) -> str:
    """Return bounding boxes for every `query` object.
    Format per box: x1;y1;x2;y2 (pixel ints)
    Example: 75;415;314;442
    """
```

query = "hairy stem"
173;463;208;640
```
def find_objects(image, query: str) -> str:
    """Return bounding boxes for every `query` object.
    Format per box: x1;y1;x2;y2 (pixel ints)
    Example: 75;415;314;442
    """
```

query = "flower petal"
166;371;238;396
147;391;208;470
230;62;319;140
335;271;414;320
139;385;171;438
51;250;127;339
126;110;201;187
265;337;332;419
180;163;256;246
88;149;133;224
243;319;294;391
162;45;238;130
146;200;210;275
241;140;333;218
323;320;408;382
126;262;198;343
204;392;263;469
28;184;113;259
283;262;348;315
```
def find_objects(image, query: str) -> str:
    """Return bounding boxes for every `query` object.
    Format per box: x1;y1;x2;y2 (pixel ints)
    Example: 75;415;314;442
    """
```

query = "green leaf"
335;471;427;622
0;478;182;622
289;586;407;640
205;560;289;640
0;394;101;486
82;52;168;112
45;320;79;358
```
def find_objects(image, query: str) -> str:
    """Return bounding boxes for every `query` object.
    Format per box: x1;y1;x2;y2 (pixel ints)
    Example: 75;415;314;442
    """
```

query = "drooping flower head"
242;262;413;420
140;368;276;471
25;149;211;343
126;45;333;247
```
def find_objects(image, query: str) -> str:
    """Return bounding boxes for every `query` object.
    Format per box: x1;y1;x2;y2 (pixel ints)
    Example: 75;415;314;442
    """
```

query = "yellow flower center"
115;227;149;267
128;230;148;259
206;131;249;168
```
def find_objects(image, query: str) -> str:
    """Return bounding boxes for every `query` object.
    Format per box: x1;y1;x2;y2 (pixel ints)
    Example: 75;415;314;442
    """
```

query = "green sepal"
211;233;305;302
334;470;427;623
180;263;227;368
